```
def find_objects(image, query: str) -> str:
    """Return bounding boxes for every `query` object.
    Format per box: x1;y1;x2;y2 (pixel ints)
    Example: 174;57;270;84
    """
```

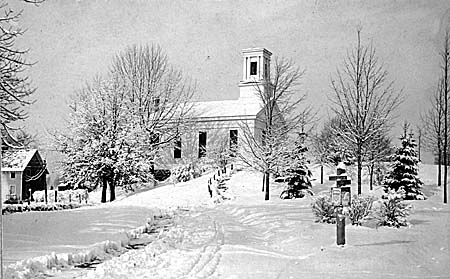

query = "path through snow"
79;168;450;279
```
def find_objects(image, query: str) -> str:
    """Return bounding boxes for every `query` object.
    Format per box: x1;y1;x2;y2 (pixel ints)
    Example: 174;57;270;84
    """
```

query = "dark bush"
348;195;375;225
311;195;336;224
375;188;411;228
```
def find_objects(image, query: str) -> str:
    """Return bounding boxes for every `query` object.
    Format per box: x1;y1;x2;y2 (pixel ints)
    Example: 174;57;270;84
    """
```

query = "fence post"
28;189;31;205
208;181;212;198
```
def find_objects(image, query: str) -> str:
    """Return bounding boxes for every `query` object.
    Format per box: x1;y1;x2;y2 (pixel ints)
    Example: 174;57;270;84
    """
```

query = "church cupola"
239;47;272;101
241;47;272;83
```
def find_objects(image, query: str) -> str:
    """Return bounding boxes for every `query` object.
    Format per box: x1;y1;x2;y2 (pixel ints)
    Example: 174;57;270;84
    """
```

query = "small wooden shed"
1;149;49;203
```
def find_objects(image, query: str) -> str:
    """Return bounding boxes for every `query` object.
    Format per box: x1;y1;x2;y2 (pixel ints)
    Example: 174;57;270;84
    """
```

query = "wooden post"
28;188;31;205
208;181;212;198
44;180;48;204
336;208;345;245
55;190;58;203
320;165;324;184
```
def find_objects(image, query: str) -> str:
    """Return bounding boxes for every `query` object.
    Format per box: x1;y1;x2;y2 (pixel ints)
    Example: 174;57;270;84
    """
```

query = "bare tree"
0;0;41;138
440;28;449;204
55;44;196;202
421;79;445;187
329;28;402;195
364;132;392;190
55;76;144;202
111;44;195;156
0;0;43;276
238;57;313;200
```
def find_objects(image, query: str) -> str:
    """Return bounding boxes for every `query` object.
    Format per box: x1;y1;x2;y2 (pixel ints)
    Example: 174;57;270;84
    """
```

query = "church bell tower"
239;47;272;101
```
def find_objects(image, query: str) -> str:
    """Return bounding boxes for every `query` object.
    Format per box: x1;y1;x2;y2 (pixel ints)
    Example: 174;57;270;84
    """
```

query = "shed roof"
1;149;39;172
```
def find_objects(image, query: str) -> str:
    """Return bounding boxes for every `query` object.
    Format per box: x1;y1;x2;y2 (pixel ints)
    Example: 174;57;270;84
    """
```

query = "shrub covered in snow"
2;202;85;215
375;188;411;228
348;195;375;225
311;195;336;224
312;194;376;225
170;163;205;183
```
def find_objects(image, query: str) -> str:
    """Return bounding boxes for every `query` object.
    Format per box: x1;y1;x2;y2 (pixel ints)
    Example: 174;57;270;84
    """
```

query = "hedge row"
2;202;88;215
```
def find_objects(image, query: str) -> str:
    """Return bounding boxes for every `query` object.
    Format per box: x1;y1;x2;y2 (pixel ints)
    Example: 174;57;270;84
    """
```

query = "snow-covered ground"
4;164;450;278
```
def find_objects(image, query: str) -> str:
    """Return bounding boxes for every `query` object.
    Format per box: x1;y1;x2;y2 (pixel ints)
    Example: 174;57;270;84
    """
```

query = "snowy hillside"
4;165;450;279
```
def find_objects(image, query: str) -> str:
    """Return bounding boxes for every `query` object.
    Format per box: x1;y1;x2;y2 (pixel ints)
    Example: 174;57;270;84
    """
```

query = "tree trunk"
445;83;448;203
262;173;265;192
357;153;362;195
101;176;107;203
320;164;324;184
444;31;449;204
44;180;48;204
438;148;442;187
265;172;270;200
110;176;116;202
369;165;374;191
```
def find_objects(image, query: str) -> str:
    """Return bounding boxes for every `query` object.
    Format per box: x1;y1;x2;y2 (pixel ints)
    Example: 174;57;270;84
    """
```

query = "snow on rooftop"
1;149;37;171
192;99;263;119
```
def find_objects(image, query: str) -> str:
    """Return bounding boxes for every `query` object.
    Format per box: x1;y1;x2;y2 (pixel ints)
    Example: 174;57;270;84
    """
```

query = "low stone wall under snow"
4;210;174;279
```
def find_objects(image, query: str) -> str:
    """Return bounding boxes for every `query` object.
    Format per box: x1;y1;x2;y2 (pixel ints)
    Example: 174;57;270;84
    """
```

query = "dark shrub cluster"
311;193;411;228
311;195;336;224
170;163;205;183
2;203;85;215
375;188;411;228
348;195;375;225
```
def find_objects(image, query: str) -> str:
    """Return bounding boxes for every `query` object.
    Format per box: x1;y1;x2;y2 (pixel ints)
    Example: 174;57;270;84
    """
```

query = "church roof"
192;99;263;119
1;149;39;172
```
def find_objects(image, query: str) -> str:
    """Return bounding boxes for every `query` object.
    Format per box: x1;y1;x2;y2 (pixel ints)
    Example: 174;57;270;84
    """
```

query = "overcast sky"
10;0;450;159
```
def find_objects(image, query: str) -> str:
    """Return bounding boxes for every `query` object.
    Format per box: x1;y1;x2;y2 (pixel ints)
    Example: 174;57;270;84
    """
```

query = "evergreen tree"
384;132;426;200
280;133;312;199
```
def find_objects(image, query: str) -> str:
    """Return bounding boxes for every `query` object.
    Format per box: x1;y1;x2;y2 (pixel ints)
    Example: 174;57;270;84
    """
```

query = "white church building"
159;47;275;168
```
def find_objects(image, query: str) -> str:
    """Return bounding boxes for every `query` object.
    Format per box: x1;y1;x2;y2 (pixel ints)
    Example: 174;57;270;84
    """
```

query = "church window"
250;61;257;75
10;172;15;179
230;130;238;148
150;133;160;146
198;131;207;158
154;97;160;112
9;185;15;195
174;138;182;159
